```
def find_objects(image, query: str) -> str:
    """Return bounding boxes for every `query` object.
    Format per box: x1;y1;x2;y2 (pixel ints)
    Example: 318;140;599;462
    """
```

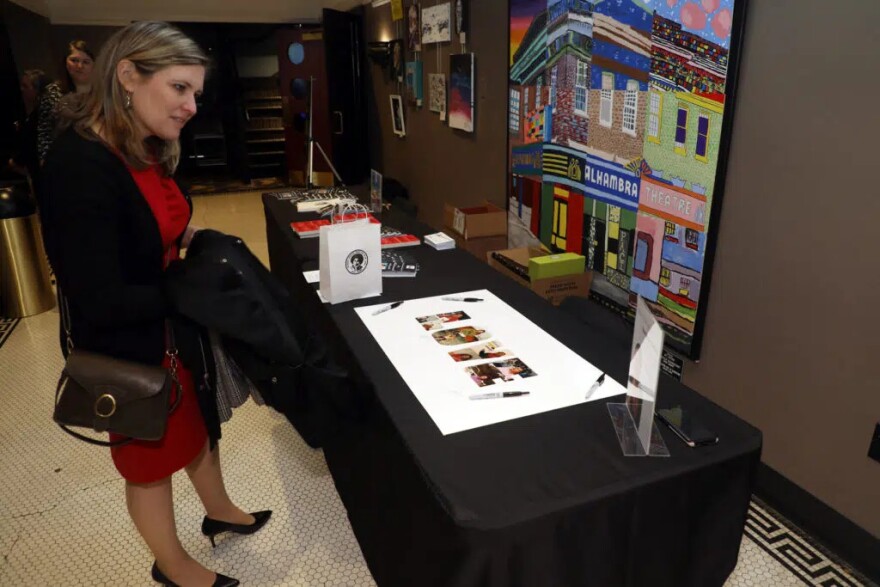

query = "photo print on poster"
465;358;537;387
448;341;509;362
421;3;451;43
449;53;474;132
417;310;471;332
432;325;490;346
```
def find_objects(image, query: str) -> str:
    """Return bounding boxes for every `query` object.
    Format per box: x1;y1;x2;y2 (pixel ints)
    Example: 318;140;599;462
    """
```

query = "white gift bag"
318;219;382;304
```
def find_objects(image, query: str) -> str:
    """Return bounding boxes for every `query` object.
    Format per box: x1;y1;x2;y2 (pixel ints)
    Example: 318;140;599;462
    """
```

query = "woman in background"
36;40;95;161
40;22;269;587
8;69;49;181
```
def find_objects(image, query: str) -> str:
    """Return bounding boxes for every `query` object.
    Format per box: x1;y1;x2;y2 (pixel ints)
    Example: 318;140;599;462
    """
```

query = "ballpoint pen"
372;300;404;315
584;373;606;399
441;296;484;302
469;391;530;400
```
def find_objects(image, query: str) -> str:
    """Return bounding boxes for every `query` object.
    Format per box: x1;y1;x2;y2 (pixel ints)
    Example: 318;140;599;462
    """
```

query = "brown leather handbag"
53;292;182;447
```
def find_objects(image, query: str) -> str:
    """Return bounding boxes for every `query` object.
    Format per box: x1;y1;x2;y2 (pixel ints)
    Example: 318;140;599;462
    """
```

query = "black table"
263;194;762;587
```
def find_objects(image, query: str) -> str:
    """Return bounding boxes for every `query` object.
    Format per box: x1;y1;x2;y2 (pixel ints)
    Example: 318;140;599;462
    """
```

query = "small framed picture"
390;94;406;138
389;39;404;82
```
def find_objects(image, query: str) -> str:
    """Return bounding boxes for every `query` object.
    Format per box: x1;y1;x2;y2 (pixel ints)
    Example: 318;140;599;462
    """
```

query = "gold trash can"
0;184;55;318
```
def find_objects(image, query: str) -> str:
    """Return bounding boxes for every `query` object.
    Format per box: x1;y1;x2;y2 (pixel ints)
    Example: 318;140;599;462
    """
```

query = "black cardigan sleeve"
43;139;169;328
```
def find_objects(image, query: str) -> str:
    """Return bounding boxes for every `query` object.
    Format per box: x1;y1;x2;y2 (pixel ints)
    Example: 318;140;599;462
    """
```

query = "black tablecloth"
263;194;762;587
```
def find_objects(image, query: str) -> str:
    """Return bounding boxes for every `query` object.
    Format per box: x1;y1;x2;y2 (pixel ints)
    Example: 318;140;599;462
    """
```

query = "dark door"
278;28;332;186
323;8;369;186
0;10;25;180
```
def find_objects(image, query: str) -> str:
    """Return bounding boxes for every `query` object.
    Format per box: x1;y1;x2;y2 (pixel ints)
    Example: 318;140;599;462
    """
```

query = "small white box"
425;232;456;250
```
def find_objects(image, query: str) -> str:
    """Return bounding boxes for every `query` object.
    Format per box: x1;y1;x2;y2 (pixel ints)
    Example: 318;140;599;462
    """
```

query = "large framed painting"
508;0;749;360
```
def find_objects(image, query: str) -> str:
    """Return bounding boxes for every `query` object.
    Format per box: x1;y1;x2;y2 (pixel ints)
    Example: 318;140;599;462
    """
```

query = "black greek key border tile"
746;497;874;586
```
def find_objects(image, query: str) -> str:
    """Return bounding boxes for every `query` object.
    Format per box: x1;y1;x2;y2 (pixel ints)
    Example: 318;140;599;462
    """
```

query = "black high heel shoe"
150;561;239;587
201;510;272;548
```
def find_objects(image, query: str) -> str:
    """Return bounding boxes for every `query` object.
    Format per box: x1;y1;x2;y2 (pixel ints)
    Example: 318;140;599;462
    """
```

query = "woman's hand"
182;224;201;249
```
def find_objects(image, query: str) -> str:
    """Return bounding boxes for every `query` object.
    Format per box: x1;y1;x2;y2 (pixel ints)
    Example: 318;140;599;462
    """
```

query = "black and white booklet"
381;250;420;278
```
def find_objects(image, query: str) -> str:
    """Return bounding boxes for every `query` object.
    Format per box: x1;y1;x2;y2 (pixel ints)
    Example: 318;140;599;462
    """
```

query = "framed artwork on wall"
390;94;406;137
507;0;750;360
449;53;474;132
389;39;404;82
391;0;403;21
406;61;424;105
407;2;421;53
422;3;451;44
456;0;468;35
429;73;447;117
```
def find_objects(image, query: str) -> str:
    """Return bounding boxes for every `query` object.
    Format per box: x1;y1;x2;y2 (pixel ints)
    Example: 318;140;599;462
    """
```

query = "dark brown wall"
684;0;880;537
2;5;121;85
363;1;507;230
364;0;880;537
1;0;57;79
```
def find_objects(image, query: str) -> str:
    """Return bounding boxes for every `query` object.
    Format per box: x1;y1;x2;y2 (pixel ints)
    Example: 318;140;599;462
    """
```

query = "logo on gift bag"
345;249;369;274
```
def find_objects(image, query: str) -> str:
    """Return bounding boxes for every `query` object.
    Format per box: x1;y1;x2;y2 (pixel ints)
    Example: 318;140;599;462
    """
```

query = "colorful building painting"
509;0;744;358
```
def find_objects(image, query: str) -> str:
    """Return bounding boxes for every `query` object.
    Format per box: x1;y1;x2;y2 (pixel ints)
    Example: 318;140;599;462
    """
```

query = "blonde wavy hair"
61;21;209;175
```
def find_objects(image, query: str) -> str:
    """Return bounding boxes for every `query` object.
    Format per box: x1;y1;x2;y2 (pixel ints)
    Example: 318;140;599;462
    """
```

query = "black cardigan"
41;127;223;443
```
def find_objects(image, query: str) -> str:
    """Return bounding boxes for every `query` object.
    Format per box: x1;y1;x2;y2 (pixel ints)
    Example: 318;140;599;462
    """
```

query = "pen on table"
441;296;484;302
372;300;404;316
469;391;530;400
584;373;606;400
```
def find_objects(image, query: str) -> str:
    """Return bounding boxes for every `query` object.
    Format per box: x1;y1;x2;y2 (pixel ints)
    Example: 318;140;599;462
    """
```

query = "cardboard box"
529;252;586;280
443;202;507;239
450;232;508;263
488;247;592;306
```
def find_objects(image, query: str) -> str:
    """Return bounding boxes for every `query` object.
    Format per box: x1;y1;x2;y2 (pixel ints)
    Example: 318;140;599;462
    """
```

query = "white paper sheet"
355;289;626;435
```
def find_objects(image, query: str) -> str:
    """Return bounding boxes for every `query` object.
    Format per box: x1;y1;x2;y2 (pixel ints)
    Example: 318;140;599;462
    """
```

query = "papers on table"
355;289;626;435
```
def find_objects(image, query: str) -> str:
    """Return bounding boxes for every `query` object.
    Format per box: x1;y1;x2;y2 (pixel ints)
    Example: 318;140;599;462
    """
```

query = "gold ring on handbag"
94;394;117;418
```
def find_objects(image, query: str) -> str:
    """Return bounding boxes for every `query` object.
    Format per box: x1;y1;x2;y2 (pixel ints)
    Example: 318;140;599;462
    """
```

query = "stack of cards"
424;232;455;250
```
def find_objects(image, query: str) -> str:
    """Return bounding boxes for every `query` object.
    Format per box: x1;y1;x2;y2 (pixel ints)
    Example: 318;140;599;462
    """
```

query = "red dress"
109;164;208;483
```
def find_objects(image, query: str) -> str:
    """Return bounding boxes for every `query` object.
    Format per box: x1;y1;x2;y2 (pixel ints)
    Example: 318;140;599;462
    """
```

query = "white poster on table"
355;289;626;435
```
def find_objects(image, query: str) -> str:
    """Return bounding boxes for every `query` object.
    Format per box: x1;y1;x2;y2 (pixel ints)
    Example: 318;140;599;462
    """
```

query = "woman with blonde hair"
40;21;269;587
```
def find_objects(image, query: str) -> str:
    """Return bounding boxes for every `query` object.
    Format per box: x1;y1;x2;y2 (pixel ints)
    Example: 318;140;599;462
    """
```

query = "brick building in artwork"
544;0;594;147
585;1;652;164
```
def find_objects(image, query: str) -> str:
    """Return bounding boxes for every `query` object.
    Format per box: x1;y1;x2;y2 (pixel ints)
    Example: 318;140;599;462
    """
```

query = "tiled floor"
0;190;872;586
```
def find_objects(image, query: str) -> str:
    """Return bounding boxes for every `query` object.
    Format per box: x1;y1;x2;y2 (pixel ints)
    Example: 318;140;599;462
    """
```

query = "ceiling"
9;0;368;25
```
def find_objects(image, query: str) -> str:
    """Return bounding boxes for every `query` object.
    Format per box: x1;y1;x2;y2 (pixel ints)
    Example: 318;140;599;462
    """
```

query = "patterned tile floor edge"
0;318;21;349
746;496;875;587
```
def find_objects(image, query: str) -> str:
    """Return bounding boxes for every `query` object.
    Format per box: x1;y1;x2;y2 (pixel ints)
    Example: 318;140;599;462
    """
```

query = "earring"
124;91;132;109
